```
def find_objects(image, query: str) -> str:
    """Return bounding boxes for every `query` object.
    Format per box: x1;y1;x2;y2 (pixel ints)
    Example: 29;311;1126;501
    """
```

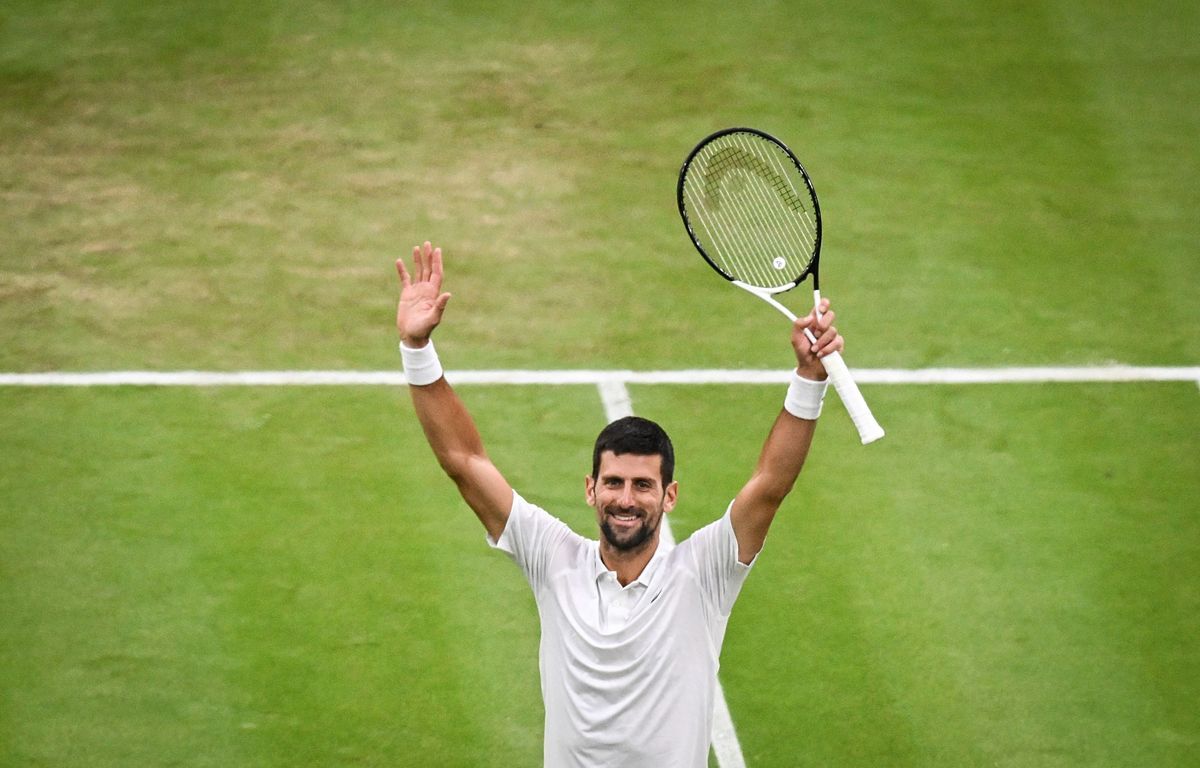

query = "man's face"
585;451;678;554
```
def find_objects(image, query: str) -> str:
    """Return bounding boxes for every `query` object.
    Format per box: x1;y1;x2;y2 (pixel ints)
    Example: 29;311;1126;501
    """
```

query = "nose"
618;482;635;506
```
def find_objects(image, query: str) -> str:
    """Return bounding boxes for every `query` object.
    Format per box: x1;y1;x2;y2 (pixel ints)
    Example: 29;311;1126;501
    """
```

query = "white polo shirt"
489;491;754;768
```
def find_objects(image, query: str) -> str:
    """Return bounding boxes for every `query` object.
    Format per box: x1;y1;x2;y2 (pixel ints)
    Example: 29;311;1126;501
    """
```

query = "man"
396;241;843;767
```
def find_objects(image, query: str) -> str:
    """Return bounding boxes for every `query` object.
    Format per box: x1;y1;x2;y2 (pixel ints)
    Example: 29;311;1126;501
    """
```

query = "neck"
599;534;660;586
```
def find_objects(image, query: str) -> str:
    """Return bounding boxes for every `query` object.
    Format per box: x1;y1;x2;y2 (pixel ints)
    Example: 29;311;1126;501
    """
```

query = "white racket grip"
820;350;885;444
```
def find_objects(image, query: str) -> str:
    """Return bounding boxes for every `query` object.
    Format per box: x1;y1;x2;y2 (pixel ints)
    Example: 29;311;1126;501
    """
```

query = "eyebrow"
601;473;658;485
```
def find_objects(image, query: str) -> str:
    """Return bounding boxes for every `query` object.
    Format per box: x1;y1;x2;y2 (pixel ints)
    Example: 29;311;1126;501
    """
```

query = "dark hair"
591;416;675;485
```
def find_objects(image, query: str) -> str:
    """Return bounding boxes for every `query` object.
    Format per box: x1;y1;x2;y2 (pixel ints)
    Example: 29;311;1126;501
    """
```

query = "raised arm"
729;299;843;564
397;241;512;540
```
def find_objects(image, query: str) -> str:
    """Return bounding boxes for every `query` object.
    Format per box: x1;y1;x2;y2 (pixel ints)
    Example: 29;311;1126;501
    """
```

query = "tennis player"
396;241;843;767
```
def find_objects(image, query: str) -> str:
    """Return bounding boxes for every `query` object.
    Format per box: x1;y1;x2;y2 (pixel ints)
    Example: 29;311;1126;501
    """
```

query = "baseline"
1;366;1198;387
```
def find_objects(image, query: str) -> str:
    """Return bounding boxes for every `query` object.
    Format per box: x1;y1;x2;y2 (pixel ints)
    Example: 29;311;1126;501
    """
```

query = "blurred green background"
2;1;1197;766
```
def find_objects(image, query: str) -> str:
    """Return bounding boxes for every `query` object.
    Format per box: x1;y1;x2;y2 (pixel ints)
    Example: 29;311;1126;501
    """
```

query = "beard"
599;504;660;553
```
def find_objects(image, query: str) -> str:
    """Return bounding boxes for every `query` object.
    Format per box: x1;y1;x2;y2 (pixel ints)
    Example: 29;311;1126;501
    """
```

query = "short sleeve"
683;501;756;618
488;490;583;592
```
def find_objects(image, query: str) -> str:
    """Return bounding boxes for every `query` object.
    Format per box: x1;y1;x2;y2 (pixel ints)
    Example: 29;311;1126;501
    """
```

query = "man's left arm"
729;298;843;564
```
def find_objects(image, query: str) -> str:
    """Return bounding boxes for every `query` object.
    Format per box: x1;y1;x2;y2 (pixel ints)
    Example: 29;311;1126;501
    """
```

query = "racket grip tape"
819;351;885;444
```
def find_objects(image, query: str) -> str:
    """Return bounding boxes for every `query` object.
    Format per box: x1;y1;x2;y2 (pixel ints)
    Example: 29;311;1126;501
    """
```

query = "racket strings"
696;137;816;281
682;133;819;290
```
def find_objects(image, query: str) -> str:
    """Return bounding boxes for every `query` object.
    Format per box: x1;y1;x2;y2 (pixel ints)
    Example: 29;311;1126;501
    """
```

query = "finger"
792;317;815;349
793;311;817;333
797;307;823;340
793;332;820;363
413;244;425;282
815;328;844;357
434;292;452;313
396;257;412;289
816;308;836;333
424;240;439;282
430;246;444;289
804;314;834;350
812;297;830;323
821;333;845;356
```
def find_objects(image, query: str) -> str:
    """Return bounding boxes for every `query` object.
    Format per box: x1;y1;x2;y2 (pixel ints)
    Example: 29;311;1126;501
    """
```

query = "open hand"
396;241;452;347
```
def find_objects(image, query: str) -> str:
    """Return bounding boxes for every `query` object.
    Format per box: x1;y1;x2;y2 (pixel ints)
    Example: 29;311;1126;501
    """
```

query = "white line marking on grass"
853;366;1200;385
596;380;745;768
2;366;1198;387
597;380;636;424
709;703;748;768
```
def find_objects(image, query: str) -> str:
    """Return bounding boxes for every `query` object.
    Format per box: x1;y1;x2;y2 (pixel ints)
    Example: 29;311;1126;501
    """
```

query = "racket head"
678;127;822;292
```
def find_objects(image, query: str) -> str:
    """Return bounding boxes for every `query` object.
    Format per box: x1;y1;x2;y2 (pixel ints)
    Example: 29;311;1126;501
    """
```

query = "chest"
538;560;714;657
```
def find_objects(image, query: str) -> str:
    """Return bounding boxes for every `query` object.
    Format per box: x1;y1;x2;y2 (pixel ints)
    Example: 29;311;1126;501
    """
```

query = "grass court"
2;1;1197;766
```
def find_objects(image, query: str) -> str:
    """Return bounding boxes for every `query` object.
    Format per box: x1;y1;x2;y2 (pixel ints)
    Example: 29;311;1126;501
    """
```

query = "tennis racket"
677;127;885;444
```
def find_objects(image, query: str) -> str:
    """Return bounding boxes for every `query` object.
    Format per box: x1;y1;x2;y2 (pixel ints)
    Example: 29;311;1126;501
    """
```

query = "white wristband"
399;339;444;386
784;371;829;420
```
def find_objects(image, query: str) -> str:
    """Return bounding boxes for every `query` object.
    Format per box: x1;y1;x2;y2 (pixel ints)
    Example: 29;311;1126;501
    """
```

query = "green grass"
0;386;580;766
641;383;1200;767
1;0;1198;766
3;383;1197;767
2;0;1198;370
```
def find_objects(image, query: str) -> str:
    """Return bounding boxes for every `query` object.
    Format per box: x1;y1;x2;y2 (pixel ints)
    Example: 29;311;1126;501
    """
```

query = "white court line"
596;380;746;768
1;366;1198;387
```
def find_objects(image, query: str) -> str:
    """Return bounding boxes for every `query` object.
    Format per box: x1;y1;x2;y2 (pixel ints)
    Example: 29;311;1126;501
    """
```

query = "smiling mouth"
600;507;657;552
606;509;643;527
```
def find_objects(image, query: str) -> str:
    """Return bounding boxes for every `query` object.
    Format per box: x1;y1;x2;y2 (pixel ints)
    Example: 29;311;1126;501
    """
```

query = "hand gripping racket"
678;127;885;444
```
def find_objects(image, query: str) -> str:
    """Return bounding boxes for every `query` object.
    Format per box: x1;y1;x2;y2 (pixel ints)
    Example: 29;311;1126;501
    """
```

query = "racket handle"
738;283;884;444
818;350;885;444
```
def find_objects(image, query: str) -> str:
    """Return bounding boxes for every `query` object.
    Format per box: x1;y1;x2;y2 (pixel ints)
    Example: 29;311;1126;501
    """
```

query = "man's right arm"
398;242;512;540
407;374;512;540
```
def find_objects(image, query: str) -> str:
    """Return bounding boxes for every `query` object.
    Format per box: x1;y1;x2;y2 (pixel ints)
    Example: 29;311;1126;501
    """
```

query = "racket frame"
678;126;824;292
679;128;885;445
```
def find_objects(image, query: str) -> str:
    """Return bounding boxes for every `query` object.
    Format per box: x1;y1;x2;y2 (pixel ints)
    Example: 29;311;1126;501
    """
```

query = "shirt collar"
593;538;671;588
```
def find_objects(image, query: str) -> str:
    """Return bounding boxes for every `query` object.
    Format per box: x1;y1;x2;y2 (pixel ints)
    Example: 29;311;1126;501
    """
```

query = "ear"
585;474;596;506
662;480;679;514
